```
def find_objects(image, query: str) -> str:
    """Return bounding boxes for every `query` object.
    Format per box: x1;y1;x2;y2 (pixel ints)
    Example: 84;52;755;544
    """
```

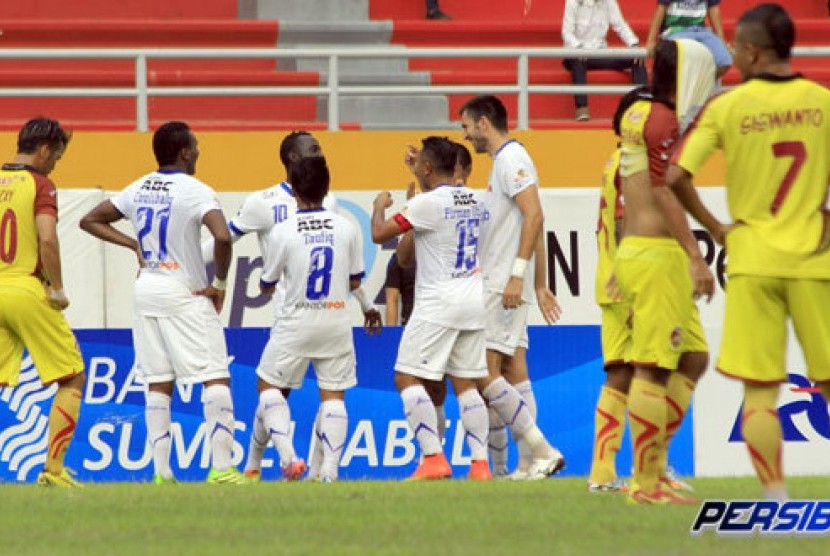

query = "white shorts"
257;339;356;391
484;291;529;356
394;316;487;381
133;298;230;384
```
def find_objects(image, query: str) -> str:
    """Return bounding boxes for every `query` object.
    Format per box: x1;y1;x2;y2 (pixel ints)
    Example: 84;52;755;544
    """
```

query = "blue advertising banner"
0;326;693;483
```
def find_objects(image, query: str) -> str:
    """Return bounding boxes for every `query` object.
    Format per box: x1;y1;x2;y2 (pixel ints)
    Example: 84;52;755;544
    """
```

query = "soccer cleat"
320;475;335;484
506;468;530;481
661;466;694;492
587;478;629;493
408;453;452;481
627;487;698;505
152;474;177;485
282;459;307;482
37;468;83;488
526;451;566;480
467;459;492;481
243;469;262;484
207;467;248;485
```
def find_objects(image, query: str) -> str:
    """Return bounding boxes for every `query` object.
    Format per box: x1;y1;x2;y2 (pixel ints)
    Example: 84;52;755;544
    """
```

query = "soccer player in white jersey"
255;156;371;482
460;95;565;479
201;131;381;480
371;136;491;480
80;121;245;485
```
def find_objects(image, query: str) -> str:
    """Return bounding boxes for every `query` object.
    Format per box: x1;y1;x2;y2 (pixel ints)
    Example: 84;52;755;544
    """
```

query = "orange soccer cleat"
468;459;492;481
408;453;452;481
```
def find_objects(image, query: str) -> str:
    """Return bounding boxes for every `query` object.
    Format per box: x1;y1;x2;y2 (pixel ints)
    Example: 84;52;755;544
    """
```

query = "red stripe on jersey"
33;172;58;217
392;212;413;232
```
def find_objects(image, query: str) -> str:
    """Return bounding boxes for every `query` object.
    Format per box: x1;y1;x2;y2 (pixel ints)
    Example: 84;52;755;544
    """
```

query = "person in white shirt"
80;121;245;485
255;156;376;482
562;0;647;121
459;95;565;479
202;131;381;481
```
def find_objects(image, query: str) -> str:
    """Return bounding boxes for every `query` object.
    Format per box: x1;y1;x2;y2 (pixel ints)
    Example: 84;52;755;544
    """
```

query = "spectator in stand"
646;1;732;78
426;0;451;20
562;0;648;122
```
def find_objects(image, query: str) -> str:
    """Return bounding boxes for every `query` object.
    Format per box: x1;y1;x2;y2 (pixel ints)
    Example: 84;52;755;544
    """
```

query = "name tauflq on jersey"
260;207;363;357
479;140;538;302
400;185;486;330
111;170;221;315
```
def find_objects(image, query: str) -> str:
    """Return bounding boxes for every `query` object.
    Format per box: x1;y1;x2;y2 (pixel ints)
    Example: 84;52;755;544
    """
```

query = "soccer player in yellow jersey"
615;38;716;504
667;3;830;501
0;118;85;487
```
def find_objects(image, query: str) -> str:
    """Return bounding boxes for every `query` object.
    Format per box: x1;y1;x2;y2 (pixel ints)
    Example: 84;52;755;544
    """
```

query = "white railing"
0;46;827;131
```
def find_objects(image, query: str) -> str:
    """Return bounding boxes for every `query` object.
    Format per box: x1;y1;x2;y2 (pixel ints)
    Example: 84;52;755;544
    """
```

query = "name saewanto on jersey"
727;374;830;442
691;500;830;536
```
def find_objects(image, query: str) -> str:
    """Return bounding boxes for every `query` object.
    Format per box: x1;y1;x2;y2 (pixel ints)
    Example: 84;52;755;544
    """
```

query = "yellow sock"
628;377;666;493
662;373;696;476
45;387;82;474
588;386;627;485
742;384;783;489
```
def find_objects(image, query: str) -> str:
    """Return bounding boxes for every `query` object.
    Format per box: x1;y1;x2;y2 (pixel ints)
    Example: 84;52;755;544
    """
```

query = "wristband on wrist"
352;287;375;313
49;287;67;300
511;258;529;278
211;277;227;291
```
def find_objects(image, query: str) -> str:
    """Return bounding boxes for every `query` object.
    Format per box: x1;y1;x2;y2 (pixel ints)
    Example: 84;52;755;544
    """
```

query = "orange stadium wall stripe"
0;131;726;190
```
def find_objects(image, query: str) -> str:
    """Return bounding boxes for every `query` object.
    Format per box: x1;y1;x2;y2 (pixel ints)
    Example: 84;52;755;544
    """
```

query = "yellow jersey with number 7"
674;74;830;277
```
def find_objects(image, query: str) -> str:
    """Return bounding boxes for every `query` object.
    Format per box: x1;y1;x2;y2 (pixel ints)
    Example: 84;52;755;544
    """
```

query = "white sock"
401;385;442;456
481;377;534;438
146;391;173;478
487;405;509;474
244;406;268;473
514;380;537;469
435;404;446;444
259;388;297;468
457;389;488;461
319;400;348;480
306;407;323;479
204;384;235;472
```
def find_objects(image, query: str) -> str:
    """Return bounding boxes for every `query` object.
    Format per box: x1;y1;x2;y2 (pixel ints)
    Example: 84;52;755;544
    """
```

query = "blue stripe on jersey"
280;181;294;196
297;207;326;213
228;221;245;236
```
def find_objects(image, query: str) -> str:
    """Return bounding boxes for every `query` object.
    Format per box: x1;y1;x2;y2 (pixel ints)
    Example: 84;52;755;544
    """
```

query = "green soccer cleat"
37;468;83;488
206;467;248;485
152;474;177;485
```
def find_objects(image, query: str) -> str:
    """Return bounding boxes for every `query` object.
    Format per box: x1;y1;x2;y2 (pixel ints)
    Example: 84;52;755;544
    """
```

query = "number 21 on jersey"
136;205;171;261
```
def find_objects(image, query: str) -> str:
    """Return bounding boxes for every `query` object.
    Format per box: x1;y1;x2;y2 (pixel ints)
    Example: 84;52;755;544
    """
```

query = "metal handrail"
0;46;827;131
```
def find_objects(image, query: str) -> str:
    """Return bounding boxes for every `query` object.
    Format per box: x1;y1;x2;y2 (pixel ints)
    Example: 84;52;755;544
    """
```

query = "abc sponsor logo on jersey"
728;373;830;443
691;500;830;536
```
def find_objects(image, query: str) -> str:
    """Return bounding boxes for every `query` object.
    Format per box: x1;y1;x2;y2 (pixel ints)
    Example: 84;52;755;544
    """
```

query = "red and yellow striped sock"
588;386;627;485
741;384;783;491
628;377;666;493
45;387;82;474
663;373;696;475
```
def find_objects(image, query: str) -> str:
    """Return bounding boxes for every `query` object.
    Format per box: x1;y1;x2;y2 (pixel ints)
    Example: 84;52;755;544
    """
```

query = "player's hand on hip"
502;276;523;309
373;191;393;210
690;257;715;303
47;286;70;310
363;308;383;335
536;287;562;324
195;286;225;313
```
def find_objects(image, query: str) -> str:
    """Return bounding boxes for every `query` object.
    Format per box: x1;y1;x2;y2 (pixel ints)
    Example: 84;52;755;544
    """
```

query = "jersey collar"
280;181;295;196
494;138;521;157
156;168;186;175
746;72;803;83
297;206;326;214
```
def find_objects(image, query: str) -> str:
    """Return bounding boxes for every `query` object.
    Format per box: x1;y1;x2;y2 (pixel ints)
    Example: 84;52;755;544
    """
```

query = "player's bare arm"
666;164;728;246
370;192;402;245
503;185;543;309
652;186;715;302
196;208;232;313
79;200;143;268
396;231;416;269
351;278;382;335
533;229;561;324
35;213;69;310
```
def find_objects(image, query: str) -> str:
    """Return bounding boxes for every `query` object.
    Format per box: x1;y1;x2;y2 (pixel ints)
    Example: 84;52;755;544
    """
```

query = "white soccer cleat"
526;450;566;480
587;478;629;493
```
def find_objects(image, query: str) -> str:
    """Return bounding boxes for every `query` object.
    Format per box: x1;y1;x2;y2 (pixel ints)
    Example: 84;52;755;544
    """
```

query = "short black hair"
454;142;472;171
652;40;678;106
420;136;457;178
613;86;651;136
280;130;312;171
289;155;330;205
459;95;508;133
738;3;794;60
17;117;70;154
153;121;192;166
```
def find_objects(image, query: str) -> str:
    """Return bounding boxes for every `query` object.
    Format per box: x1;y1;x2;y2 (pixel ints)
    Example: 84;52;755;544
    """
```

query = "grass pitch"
4;477;830;555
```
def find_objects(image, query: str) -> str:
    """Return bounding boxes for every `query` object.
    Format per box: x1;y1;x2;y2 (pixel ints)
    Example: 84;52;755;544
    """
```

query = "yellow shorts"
615;237;708;370
600;302;631;369
0;281;84;386
719;275;830;384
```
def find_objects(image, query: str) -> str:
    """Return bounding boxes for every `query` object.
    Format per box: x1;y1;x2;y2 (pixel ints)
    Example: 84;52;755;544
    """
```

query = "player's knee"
678;351;709;383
